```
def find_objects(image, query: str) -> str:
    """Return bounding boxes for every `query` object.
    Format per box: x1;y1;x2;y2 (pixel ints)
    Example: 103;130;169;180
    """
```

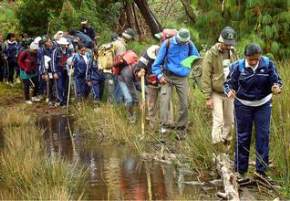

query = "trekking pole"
66;65;73;113
141;75;146;137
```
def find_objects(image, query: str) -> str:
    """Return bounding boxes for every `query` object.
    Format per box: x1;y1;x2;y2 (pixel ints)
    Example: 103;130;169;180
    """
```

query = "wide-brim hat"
29;42;39;50
146;45;160;60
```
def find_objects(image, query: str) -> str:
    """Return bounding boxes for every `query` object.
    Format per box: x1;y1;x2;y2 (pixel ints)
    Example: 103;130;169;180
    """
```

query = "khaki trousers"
211;92;234;144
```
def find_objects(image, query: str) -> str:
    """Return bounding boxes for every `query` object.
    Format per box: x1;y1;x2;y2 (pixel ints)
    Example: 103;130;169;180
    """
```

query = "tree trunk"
134;0;162;35
180;0;196;23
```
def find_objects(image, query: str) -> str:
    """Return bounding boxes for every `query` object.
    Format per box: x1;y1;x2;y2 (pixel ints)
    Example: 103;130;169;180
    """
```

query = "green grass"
0;107;87;200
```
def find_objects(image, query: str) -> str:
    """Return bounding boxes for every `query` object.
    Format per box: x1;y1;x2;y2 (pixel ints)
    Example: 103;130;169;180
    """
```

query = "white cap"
57;37;69;45
33;36;42;44
54;31;64;40
30;42;39;50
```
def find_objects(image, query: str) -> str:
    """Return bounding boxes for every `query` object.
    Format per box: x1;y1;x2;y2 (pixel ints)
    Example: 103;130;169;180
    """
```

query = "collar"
245;60;259;72
7;40;17;44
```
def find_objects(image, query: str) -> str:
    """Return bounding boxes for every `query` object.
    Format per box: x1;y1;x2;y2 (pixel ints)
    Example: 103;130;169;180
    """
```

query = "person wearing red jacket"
18;42;40;104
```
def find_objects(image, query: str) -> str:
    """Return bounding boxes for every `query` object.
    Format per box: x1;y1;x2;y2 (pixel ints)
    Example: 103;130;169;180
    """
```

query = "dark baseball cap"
218;26;236;46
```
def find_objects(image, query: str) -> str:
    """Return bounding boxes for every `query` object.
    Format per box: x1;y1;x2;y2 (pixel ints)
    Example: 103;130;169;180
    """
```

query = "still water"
38;115;217;200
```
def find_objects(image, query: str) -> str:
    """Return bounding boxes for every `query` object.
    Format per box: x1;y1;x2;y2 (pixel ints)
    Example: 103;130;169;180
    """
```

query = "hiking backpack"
97;43;115;70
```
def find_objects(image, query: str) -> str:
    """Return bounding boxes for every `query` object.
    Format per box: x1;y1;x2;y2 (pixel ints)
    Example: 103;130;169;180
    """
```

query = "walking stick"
66;65;73;112
141;75;146;137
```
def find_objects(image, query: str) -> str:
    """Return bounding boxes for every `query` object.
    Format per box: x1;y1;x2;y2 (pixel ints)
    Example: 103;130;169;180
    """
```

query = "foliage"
189;0;290;59
0;1;20;35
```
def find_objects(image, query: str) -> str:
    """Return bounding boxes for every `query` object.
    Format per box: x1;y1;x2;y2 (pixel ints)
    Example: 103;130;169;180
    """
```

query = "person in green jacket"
201;26;239;149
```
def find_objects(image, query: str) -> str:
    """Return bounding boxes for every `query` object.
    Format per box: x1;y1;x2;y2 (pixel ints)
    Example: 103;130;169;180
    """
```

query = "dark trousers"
7;59;18;83
0;66;4;82
22;76;39;100
74;76;90;99
54;70;68;105
91;80;105;101
234;100;271;173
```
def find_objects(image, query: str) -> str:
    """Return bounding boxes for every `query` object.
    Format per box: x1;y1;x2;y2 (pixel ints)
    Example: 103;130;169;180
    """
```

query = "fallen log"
215;153;240;201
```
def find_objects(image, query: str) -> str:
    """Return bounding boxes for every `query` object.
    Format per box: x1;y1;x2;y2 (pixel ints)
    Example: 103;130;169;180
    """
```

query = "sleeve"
200;51;213;99
268;60;283;88
17;51;27;71
224;63;240;95
51;48;58;73
152;41;167;80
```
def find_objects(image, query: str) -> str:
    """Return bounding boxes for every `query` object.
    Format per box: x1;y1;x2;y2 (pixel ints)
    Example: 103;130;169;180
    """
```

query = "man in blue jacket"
152;28;200;139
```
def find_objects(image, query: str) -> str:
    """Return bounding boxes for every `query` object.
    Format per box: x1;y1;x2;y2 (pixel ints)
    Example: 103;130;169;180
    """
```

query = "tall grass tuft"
0;108;86;200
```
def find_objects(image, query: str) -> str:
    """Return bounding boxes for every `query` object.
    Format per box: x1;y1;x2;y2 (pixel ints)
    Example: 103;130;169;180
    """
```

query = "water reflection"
38;115;208;200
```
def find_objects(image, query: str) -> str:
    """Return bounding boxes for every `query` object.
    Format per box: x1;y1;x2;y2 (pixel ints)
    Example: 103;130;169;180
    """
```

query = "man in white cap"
51;37;71;106
201;26;238;149
152;28;200;140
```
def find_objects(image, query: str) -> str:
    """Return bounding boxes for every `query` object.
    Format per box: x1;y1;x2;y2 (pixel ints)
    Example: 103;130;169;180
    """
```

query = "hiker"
3;33;20;85
135;45;160;128
69;29;94;49
117;50;139;123
98;28;136;104
51;37;71;107
152;28;200;140
80;19;96;42
0;33;5;82
135;29;177;129
38;36;55;105
17;42;40;104
224;43;282;179
71;43;92;100
201;26;238;148
112;28;136;103
87;49;105;103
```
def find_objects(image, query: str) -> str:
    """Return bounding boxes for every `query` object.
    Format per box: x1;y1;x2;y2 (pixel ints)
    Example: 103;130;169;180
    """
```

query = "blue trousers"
55;70;69;105
91;80;104;101
234;100;271;173
74;76;90;99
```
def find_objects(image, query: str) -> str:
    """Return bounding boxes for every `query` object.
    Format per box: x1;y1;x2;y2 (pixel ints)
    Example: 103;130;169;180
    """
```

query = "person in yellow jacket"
201;26;239;147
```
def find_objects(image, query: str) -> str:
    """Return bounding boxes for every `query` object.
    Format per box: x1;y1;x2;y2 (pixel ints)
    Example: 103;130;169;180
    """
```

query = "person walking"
201;26;239;149
3;33;19;85
224;43;282;179
17;42;40;104
152;28;200;140
51;37;71;107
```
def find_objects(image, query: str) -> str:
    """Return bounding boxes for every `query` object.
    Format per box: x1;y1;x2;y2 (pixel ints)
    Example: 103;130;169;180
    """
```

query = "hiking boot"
25;100;33;105
159;127;169;135
236;172;250;184
31;96;41;102
254;171;274;185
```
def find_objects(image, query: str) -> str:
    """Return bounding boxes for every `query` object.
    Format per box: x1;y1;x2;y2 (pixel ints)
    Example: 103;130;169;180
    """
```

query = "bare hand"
87;81;92;87
227;89;236;99
159;76;168;85
272;84;281;95
53;73;59;80
42;74;48;81
137;69;146;78
206;98;214;109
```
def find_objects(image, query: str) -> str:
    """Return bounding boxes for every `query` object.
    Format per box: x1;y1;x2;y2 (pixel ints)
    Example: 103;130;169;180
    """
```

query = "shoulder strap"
238;59;245;73
165;39;170;58
262;56;270;68
188;42;192;56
